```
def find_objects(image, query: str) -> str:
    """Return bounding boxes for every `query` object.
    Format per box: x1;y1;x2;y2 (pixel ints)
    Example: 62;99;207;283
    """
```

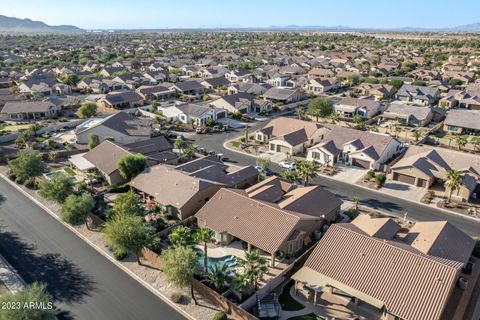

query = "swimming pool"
197;252;238;271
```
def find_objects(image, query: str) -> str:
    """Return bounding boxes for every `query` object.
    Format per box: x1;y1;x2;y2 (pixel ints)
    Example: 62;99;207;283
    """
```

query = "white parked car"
279;161;297;170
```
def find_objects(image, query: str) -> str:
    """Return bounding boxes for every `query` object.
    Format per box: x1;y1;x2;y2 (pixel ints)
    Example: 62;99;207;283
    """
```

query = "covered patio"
288;267;383;320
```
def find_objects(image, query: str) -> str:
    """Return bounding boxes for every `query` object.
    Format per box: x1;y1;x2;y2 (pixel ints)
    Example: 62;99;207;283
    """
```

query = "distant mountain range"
1;14;480;33
268;23;480;32
0;15;83;33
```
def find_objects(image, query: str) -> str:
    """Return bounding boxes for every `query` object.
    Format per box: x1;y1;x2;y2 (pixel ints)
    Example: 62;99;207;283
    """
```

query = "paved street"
0;180;186;320
191;127;480;237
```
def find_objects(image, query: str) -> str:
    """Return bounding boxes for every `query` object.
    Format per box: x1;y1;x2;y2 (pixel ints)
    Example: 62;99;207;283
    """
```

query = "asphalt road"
191;127;480;237
0;179;187;320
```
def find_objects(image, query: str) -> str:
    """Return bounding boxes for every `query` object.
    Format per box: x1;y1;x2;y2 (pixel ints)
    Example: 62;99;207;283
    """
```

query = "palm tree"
471;137;480;153
168;226;195;247
231;273;254;300
352;196;360;211
239;250;269;290
297;161;318;186
279;170;300;184
195;228;214;274
207;263;232;291
394;125;402;138
189;118;196;130
444;169;464;203
297;106;306;120
455;135;468;151
330;112;341;124
412;128;422;142
28;123;43;137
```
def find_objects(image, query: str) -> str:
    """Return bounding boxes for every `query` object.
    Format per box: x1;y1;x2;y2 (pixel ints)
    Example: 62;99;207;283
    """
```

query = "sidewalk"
0;252;26;293
0;167;216;320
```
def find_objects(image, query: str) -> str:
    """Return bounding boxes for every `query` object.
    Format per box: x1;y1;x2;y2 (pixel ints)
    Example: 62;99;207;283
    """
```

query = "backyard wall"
0;119;86;143
191;279;259;320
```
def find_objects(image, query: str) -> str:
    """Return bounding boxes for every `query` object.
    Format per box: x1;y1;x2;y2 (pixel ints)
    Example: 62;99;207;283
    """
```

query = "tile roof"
302;222;467;320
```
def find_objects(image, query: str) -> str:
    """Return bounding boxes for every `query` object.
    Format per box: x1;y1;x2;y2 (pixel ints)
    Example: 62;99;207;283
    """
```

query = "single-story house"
256;117;330;155
443;109;480;135
227;82;272;96
70;136;178;185
129;156;258;220
262;87;305;104
209;92;254;114
0;101;60;120
159;103;226;126
292;216;474;320
171;81;206;97
439;89;480;110
196;176;342;266
99;91;145;110
355;83;396;101
225;69;252;83
307;125;402;170
307;78;338;94
382;102;433;127
200;77;231;92
75;111;152;145
395;84;440;106
389;145;480;201
334;97;381;119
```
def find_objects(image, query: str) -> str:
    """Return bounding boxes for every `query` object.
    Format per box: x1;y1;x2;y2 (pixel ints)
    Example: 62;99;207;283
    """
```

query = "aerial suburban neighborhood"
0;1;480;320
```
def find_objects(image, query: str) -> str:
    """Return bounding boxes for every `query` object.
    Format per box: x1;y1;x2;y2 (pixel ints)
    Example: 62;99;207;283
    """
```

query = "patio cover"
68;153;95;171
292;266;385;309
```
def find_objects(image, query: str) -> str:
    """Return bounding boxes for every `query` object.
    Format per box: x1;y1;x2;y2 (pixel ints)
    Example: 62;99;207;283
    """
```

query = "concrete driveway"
257;151;287;163
216;117;246;128
381;181;425;202
324;164;367;184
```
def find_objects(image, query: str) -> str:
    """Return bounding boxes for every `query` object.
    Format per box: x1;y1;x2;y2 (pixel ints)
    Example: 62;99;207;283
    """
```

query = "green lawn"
230;141;242;148
287;313;325;320
279;280;305;311
63;167;76;177
0;124;31;132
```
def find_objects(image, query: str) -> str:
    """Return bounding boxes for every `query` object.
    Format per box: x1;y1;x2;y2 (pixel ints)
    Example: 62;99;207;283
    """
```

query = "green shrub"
113;247;128;260
365;171;375;181
24;177;37;189
345;209;359;220
170;291;184;304
213;311;228;320
375;173;387;188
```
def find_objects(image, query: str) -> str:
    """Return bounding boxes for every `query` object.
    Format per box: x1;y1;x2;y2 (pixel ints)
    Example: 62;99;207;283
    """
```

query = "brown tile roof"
303;223;466;320
195;188;316;254
129;164;219;208
351;214;401;239
83;140;131;175
403;221;475;264
259;117;324;140
311;125;396;161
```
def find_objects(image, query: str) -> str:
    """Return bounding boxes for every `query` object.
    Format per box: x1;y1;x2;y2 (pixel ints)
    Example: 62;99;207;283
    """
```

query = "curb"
0;173;196;320
318;173;480;223
0;252;27;292
222;140;480;222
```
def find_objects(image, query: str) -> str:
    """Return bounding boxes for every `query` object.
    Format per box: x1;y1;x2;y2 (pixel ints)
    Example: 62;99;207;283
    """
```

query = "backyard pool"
197;252;238;271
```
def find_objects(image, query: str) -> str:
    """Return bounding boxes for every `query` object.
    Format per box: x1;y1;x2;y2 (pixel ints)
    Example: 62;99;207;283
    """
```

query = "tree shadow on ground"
0;227;96;306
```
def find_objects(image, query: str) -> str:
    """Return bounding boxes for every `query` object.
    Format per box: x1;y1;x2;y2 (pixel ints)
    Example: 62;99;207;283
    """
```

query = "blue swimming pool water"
197;253;237;271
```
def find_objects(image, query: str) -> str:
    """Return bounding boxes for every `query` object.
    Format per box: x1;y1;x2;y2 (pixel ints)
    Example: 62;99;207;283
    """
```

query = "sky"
2;0;480;30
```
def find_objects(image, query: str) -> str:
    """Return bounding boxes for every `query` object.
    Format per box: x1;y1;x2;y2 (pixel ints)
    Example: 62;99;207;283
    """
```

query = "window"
311;151;320;160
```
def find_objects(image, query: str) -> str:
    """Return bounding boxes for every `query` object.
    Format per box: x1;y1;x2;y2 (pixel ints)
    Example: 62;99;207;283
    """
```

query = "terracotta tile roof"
303;223;467;320
195;188;315;254
404;221;475;264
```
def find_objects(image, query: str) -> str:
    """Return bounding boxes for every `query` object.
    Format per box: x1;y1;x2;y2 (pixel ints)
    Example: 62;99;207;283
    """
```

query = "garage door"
416;178;427;188
393;172;416;185
276;145;290;153
351;158;371;169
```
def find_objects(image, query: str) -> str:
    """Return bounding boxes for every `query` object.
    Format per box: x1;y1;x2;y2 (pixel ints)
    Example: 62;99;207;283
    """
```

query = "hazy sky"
2;0;480;29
